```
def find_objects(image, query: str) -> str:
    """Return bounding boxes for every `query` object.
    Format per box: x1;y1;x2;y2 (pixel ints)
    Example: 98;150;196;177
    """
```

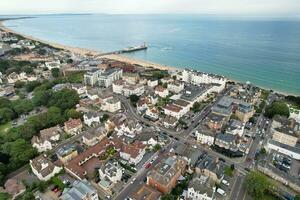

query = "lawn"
0;121;12;135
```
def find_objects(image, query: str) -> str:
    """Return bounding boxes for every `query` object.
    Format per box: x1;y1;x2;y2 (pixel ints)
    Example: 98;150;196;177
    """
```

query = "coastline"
0;19;298;97
0;20;177;72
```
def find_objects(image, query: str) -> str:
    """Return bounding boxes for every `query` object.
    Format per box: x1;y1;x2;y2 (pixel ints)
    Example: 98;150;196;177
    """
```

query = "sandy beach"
0;20;177;72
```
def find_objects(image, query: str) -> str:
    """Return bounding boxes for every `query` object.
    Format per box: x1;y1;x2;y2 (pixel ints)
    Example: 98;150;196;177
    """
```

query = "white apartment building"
101;97;121;113
84;68;123;87
167;81;185;93
194;131;215;146
182;69;226;87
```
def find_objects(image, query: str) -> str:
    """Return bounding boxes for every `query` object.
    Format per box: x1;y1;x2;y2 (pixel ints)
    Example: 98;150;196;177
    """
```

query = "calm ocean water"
3;14;300;95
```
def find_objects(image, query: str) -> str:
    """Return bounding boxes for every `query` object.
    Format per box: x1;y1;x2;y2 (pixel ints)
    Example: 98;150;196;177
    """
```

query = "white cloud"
0;0;299;16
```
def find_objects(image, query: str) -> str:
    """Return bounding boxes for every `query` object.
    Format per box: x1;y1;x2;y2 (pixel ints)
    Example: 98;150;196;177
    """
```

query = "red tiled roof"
64;119;82;131
163;104;182;113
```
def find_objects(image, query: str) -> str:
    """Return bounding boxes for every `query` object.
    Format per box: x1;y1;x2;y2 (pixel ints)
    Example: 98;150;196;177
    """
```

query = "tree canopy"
265;101;289;118
245;171;273;199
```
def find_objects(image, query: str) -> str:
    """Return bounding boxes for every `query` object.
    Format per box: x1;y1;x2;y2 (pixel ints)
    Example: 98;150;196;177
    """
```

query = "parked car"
217;188;227;196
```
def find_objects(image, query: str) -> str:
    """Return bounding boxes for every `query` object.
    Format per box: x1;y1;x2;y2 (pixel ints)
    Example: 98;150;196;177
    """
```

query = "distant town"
1;20;300;200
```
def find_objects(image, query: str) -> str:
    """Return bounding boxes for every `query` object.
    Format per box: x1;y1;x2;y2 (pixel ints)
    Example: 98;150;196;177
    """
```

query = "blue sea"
3;14;300;95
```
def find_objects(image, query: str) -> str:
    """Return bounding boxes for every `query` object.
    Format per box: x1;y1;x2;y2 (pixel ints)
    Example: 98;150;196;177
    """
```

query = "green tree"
51;68;60;78
265;101;290;118
245;171;272;199
100;114;109;123
12;99;33;115
294;194;300;200
46;107;64;126
129;94;139;106
65;109;83;120
32;90;52;106
25;81;41;92
48;89;79;111
0;97;12;109
191;102;202;112
0;108;15;124
2;139;37;168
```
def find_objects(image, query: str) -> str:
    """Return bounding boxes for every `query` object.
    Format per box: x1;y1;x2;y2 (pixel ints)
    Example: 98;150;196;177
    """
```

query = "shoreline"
0;19;298;97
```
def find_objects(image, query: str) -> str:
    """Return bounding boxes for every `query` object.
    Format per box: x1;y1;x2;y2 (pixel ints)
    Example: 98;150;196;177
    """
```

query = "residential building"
123;72;139;84
147;78;159;88
112;79;126;94
65;138;123;179
235;102;255;122
45;60;61;70
101;97;121;113
144;107;159;121
115;119;143;138
30;155;62;181
163;116;179;129
182;69;226;87
61;180;98;200
155;85;169;98
64;118;83;135
186;175;216;200
195;130;215;146
214;133;239;152
105;113;126;132
196;156;225;183
71;84;87;96
131;185;161;200
163;104;185;119
122;84;145;97
31;126;62;152
84;68;123;87
98;160;122;191
147;156;187;194
167;81;185;93
180;84;213;104
82;126;106;146
56;144;78;164
226;119;244;137
83;112;100;127
120;142;146;165
211;96;234;117
206;113;227;131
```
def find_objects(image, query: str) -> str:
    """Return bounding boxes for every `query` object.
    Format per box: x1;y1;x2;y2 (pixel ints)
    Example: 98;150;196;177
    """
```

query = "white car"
217;188;227;196
221;179;230;186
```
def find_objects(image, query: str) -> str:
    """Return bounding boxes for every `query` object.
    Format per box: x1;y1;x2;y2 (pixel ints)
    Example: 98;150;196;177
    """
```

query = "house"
144;107;159;121
186;175;216;200
137;132;159;148
266;116;300;160
7;72;27;84
4;178;26;200
120;142;146;165
155;85;169;98
226;119;244;137
214;133;239;152
122;84;145;97
206;113;227;131
64;118;83;135
131;185;161;200
137;97;150;114
65;138;123;180
82;126;106;146
147;78;159;88
30;155;62;181
112;79;126;94
115;119;143;138
163;104;185;119
123;72;139;84
195;130;215;146
83;112;100;127
31;126;62;152
71;84;87;96
101;97;121;113
61;180;99;200
195;155;225;183
56;144;78;164
235;102;254;122
167;81;185;93
162;116;178;129
98;160;122;191
147;155;187;194
0;85;15;97
105;113;127;132
45;60;61;70
84;68;123;87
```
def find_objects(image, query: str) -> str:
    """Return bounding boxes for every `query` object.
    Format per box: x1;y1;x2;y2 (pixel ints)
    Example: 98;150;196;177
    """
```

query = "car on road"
144;163;151;169
130;177;136;184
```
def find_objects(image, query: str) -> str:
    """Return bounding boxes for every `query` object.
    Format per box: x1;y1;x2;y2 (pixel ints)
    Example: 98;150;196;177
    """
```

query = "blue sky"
0;0;300;16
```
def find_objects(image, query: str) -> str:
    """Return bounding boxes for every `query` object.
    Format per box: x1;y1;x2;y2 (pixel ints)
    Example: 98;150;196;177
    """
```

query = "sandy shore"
0;20;177;72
